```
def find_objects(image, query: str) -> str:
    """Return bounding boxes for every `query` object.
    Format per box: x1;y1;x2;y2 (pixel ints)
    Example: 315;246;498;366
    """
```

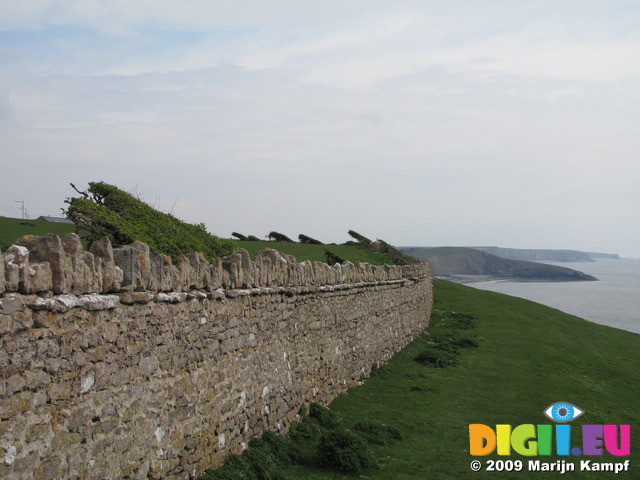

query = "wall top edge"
1;233;429;297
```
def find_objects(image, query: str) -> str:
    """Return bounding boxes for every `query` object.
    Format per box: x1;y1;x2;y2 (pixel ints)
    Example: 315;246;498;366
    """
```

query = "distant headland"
398;246;612;283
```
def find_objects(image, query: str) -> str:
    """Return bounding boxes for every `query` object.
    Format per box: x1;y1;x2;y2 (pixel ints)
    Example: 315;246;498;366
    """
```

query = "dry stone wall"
0;234;432;479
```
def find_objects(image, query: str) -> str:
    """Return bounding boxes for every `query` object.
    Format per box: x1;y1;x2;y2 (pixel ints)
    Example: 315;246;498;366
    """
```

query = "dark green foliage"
317;428;376;473
450;312;477;329
64;182;236;262
288;419;317;440
198;402;401;478
414;345;459;367
353;421;402;445
247;431;295;468
298;234;323;245
369;239;418;265
199;454;255;480
450;336;479;348
198;431;295;480
345;232;418;265
415;309;480;367
369;362;388;378
308;403;339;429
347;229;372;245
267;231;294;242
233;233;262;242
322;247;346;265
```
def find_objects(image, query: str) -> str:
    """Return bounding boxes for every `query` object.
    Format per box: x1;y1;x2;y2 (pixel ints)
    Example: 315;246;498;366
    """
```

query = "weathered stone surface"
28;262;53;293
16;235;410;296
0;234;432;480
2;245;30;293
185;251;211;289
161;255;180;292
0;294;23;315
112;246;139;290
89;236;121;293
77;294;120;310
175;254;197;291
149;252;164;291
16;234;73;294
0;254;4;294
2;248;20;292
63;233;93;294
117;291;153;305
129;241;151;290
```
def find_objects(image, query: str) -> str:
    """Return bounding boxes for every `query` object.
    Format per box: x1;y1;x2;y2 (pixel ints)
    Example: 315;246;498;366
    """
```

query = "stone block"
82;251;102;292
0;294;22;315
0;251;4;294
16;234;73;294
2;245;30;293
139;355;159;377
62;233;93;294
209;259;224;290
28;262;53;293
117;292;153;305
113;247;139;289
129;241;151;290
78;294;120;310
89;236;121;293
160;256;180;292
185;251;211;289
176;255;197;291
149;252;164;291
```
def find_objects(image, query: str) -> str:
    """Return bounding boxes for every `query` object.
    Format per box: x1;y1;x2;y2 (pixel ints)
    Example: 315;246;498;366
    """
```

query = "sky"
1;1;639;256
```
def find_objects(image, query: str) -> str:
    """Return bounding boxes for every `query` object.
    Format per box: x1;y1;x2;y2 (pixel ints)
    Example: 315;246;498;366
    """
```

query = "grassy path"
278;279;639;479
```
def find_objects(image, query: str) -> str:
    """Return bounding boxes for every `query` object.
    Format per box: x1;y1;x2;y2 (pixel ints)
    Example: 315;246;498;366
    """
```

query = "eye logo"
544;402;584;423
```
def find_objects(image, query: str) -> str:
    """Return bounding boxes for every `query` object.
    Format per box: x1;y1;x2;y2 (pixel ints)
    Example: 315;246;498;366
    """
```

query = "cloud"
0;1;639;254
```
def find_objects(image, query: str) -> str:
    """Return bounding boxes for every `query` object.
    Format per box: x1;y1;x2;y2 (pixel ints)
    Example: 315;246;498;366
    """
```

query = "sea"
467;258;640;335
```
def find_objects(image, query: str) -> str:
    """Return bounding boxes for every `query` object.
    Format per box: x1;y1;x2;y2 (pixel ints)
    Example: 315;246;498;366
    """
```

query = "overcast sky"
1;1;639;256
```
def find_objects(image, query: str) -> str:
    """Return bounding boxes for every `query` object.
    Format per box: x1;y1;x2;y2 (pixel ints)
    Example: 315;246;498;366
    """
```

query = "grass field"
203;279;640;479
1;219;393;265
0;216;76;251
399;246;474;260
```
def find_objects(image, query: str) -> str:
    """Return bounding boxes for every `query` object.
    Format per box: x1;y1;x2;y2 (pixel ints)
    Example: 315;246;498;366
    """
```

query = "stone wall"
0;234;432;479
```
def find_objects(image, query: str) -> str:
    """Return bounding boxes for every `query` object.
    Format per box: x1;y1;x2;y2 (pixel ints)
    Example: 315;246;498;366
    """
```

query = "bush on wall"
64;181;236;262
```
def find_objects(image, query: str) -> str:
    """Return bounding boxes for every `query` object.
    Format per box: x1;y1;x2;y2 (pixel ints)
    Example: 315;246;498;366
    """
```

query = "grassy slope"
1;220;392;265
280;279;639;479
398;246;474;260
234;241;393;265
0;217;76;250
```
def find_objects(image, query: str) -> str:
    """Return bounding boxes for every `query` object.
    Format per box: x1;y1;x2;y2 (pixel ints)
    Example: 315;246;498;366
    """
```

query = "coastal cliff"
400;247;598;283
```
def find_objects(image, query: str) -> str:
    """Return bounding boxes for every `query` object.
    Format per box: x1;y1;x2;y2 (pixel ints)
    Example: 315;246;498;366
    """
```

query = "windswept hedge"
268;231;295;242
299;234;323;245
370;239;418;265
347;230;372;245
64;182;236;262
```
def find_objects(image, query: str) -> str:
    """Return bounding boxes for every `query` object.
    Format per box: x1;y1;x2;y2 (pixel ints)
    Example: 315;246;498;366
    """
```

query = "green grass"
0;217;76;251
234;241;394;265
204;279;639;479
398;246;474;260
1;219;394;265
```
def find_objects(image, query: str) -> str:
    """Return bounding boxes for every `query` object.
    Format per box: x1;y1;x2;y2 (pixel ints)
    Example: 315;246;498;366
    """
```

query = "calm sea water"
467;258;640;335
